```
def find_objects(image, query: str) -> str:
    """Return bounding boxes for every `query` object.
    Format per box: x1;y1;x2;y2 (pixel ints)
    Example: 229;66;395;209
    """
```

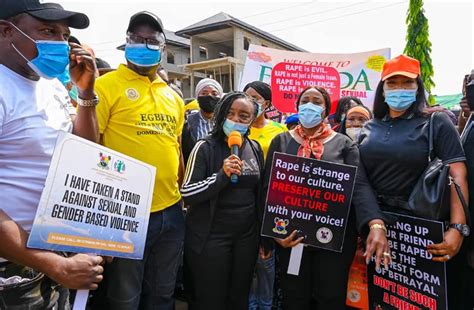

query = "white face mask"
346;127;362;141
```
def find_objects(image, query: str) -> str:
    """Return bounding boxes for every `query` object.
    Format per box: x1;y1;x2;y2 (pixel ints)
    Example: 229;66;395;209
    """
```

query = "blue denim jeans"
105;202;185;310
248;252;275;310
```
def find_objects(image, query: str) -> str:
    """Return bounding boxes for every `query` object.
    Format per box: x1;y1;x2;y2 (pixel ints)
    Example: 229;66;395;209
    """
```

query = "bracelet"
77;95;99;107
370;223;387;235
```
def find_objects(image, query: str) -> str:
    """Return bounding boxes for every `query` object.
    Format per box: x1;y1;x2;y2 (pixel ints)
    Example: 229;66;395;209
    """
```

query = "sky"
57;0;473;96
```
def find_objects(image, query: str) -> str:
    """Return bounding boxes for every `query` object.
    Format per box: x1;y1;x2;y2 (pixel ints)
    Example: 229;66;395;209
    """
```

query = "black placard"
261;152;356;251
368;213;447;310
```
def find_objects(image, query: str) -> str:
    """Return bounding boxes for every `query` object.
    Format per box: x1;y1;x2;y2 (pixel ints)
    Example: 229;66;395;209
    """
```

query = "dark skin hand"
275;230;304;248
69;42;96;99
427;229;464;262
364;220;391;270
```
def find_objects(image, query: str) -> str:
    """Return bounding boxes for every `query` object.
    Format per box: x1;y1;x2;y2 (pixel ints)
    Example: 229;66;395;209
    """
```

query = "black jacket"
181;136;265;254
264;131;386;236
182;112;201;165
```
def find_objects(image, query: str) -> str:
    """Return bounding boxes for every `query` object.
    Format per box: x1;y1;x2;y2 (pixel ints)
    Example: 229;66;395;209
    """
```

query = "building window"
199;47;207;59
167;52;175;64
244;37;251;51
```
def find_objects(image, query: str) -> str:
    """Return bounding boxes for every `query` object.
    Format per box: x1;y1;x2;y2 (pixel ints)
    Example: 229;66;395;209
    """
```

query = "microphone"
227;131;242;184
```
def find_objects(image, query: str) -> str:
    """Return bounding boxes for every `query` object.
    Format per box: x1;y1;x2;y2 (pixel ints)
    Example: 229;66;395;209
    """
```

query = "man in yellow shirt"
94;11;185;310
245;81;287;310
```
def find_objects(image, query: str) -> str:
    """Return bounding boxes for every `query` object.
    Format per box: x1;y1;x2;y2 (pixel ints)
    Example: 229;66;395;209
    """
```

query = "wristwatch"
448;223;470;237
77;95;99;107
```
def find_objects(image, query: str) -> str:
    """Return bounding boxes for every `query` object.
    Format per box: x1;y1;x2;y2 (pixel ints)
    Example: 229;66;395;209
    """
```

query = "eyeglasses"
127;34;165;50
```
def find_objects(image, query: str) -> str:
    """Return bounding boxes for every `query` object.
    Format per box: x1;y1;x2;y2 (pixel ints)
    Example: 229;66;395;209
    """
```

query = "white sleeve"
0;96;5;136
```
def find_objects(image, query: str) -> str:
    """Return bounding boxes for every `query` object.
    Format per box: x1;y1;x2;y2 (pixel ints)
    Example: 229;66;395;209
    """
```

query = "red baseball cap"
381;55;421;81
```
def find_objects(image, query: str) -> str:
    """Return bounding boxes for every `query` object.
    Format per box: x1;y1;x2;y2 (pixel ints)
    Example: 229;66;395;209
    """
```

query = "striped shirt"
195;111;213;140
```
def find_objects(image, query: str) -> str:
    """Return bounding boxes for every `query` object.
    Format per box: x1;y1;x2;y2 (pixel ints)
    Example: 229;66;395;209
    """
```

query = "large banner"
368;213;447;310
261;152;356;251
28;132;156;259
239;44;391;113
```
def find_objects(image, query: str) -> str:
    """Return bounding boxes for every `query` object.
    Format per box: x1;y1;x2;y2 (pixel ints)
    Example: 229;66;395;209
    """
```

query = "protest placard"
271;63;340;113
368;213;447;310
239;44;390;113
28;131;156;260
261;152;356;251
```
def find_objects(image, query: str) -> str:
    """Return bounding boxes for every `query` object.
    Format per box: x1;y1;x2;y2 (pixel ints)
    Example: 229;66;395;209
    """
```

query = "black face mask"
198;95;220;113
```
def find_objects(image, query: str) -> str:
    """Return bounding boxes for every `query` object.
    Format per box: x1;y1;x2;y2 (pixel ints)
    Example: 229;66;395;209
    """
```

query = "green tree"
404;0;435;104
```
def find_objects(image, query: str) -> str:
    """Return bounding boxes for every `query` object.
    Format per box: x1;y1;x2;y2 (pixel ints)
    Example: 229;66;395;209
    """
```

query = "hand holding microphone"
223;131;243;183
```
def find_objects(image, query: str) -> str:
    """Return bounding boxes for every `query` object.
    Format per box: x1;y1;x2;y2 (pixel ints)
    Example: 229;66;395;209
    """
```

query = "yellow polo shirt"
249;120;287;160
95;64;185;213
185;99;199;113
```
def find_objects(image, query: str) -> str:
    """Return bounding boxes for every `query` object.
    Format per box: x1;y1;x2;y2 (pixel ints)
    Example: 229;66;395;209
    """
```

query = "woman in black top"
181;92;264;310
359;55;469;308
264;86;388;310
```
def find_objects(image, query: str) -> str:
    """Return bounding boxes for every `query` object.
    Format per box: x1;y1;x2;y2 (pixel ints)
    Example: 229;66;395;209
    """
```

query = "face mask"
298;103;325;128
68;85;79;103
384;88;418;111
223;119;250;137
125;44;161;67
198;96;220;113
10;23;70;79
346;127;362;141
254;99;268;118
57;70;78;102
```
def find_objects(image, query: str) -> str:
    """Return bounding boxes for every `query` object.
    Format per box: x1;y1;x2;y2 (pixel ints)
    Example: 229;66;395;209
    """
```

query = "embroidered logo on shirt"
126;88;139;101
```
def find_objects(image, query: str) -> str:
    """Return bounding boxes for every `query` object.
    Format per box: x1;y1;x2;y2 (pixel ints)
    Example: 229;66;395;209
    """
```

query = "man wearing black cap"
94;11;185;310
0;0;103;308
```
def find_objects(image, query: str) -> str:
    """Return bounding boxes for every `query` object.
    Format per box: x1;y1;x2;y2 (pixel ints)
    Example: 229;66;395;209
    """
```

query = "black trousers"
276;218;357;310
446;243;474;310
185;219;258;310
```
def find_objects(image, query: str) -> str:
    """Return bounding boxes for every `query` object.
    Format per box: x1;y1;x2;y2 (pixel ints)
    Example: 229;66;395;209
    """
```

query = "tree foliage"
404;0;435;104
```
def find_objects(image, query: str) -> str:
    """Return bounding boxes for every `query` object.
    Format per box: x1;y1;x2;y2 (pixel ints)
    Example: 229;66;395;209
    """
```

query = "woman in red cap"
359;55;469;308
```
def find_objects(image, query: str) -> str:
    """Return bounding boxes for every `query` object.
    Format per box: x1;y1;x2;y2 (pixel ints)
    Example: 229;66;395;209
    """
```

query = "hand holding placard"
27;132;156;310
50;254;104;290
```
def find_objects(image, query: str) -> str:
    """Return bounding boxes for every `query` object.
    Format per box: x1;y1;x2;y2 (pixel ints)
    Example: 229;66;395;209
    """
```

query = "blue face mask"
256;102;264;117
384;89;418;111
125;44;161;67
223;119;250;137
10;23;70;79
57;70;78;102
298;103;325;128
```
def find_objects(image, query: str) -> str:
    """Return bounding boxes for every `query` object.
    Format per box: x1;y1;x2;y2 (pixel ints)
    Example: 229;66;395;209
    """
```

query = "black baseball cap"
127;11;164;33
1;0;89;29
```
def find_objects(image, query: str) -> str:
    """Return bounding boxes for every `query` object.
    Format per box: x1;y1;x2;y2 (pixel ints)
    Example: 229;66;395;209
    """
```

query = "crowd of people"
0;1;473;310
